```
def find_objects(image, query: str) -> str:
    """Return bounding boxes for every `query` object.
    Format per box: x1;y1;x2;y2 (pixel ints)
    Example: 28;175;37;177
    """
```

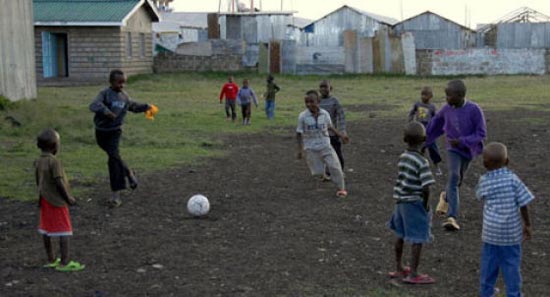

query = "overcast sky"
171;0;550;28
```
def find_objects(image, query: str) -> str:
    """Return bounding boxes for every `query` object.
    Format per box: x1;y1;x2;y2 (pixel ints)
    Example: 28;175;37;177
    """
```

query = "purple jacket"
426;100;486;160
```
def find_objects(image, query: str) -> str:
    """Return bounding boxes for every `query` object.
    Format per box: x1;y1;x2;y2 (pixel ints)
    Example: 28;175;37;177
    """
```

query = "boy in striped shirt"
388;122;436;284
476;142;534;297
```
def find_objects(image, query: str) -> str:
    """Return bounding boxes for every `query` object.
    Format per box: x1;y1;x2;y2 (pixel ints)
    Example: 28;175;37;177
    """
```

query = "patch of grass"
1;73;549;200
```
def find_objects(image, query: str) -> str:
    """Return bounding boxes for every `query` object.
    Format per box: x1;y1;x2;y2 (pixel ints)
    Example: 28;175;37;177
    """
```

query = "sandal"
55;260;85;272
402;274;435;284
388;266;411;278
43;258;61;268
336;189;348;198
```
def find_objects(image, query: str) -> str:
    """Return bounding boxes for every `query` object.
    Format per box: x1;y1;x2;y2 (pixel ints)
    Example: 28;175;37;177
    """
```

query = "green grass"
1;73;549;200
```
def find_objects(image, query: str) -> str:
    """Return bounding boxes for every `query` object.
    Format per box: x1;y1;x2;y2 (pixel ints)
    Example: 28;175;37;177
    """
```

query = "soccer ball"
187;194;210;217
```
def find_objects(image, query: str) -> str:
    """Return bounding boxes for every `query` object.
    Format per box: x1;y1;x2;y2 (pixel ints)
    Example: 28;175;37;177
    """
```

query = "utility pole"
280;0;283;11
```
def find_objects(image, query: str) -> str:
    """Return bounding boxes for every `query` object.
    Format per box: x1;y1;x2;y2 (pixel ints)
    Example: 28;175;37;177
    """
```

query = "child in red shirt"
219;75;239;122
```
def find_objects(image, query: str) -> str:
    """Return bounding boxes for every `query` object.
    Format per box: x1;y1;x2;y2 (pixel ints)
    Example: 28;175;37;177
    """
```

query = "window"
140;33;145;57
127;32;132;57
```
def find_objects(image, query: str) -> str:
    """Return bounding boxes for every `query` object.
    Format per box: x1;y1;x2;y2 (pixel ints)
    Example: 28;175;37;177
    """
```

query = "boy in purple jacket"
426;80;486;231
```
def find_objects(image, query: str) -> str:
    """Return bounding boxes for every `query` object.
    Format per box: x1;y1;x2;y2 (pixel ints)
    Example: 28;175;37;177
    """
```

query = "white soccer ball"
187;194;210;217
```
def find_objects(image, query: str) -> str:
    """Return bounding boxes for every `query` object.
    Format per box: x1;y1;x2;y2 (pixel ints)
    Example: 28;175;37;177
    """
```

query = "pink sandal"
388;266;411;278
402;274;435;284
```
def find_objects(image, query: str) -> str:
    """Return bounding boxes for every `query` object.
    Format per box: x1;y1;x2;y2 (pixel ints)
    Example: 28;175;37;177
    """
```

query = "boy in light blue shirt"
476;142;534;297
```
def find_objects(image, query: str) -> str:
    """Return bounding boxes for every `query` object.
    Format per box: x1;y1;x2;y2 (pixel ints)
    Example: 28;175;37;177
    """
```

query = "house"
33;0;160;84
477;7;550;48
392;11;476;49
153;12;209;53
302;5;398;47
0;0;36;101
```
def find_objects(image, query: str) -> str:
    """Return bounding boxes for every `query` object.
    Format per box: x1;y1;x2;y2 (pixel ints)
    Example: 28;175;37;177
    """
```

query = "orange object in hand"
145;104;159;120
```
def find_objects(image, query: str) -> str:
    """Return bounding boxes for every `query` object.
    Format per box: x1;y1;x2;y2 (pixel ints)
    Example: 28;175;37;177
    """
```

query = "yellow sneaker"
435;192;448;217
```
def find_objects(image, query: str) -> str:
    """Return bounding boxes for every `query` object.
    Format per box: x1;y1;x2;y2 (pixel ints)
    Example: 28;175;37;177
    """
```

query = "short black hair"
267;74;274;81
306;90;320;99
109;69;125;82
447;80;466;97
37;128;58;151
403;121;426;145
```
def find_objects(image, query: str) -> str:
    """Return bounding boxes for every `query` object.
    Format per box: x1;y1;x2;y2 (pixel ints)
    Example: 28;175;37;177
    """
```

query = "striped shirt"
393;150;435;202
319;96;346;136
476;168;534;246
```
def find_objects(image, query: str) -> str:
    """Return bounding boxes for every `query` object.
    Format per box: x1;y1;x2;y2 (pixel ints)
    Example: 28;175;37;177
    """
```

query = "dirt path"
1;108;549;297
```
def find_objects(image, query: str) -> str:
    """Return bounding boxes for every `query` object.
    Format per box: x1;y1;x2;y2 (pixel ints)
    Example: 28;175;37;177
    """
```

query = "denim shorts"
388;200;433;244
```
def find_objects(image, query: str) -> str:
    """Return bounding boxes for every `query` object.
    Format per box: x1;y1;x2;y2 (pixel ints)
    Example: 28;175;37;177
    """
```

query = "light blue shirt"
476;168;534;246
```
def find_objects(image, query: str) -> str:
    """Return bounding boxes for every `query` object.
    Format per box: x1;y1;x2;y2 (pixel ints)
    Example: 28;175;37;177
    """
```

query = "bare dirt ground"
1;108;549;297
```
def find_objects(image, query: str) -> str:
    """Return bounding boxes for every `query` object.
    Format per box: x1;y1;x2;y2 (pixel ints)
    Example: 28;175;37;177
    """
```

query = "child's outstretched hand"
145;104;159;120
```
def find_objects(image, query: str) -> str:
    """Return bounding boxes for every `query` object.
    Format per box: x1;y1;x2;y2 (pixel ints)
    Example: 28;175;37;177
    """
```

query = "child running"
35;128;84;272
408;86;442;175
476;142;534;297
89;69;155;207
219;75;239;122
388;122;435;284
296;90;349;197
264;74;280;120
426;80;487;231
237;79;258;125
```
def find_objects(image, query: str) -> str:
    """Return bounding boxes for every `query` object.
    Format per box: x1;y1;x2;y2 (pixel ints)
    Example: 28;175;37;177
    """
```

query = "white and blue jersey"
296;108;332;151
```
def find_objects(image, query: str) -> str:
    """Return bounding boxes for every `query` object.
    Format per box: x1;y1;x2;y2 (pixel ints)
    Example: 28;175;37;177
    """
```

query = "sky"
171;0;550;28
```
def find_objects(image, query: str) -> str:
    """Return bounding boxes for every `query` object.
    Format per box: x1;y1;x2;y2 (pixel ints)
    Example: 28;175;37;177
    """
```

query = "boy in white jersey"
296;90;349;197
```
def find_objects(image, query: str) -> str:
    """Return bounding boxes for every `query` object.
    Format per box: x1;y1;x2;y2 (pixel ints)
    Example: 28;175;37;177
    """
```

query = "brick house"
33;0;159;84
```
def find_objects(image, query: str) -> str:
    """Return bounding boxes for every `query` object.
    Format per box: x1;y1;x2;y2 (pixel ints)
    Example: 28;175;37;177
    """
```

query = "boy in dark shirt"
264;74;280;120
89;69;155;207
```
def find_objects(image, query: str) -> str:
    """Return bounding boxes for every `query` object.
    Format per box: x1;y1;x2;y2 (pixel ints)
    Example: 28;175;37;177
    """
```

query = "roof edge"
34;21;124;27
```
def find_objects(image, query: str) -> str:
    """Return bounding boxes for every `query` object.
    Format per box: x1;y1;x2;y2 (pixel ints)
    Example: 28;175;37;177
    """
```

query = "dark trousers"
330;135;344;169
241;103;251;120
95;129;130;192
225;99;236;120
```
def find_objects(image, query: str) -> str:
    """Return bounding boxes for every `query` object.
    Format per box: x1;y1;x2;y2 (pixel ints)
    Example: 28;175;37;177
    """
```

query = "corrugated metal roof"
347;6;399;26
33;0;159;25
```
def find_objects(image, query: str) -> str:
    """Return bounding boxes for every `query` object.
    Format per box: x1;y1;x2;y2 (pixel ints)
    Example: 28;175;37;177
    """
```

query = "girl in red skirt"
35;129;84;272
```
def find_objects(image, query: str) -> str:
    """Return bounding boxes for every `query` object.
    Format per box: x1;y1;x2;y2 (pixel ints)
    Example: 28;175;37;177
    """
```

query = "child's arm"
296;133;304;159
328;125;350;144
456;106;486;148
408;103;417;122
422;186;430;210
274;83;280;93
55;178;76;206
89;90;116;119
425;107;446;146
128;99;150;113
334;100;347;136
236;90;242;105
251;89;258;107
219;84;226;103
520;206;532;241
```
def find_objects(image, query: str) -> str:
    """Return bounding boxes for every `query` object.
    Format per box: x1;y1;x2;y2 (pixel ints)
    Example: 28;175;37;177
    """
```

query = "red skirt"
38;197;72;236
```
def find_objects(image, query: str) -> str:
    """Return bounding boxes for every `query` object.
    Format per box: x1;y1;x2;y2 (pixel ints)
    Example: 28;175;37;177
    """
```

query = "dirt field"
1;107;549;297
